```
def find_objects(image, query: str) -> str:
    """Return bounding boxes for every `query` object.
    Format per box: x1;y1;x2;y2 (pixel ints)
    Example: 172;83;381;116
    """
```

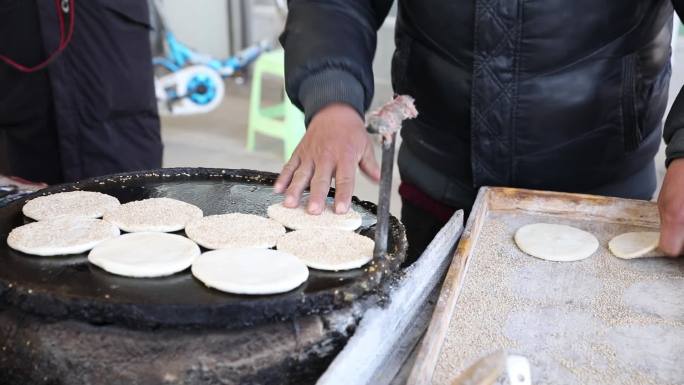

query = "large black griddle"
0;168;406;330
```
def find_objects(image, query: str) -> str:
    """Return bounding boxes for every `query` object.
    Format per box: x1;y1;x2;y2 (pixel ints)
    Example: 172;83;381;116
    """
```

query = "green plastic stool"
247;49;305;161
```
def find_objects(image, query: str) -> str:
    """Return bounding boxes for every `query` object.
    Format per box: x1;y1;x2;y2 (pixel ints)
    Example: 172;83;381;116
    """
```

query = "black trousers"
400;199;469;266
0;0;162;184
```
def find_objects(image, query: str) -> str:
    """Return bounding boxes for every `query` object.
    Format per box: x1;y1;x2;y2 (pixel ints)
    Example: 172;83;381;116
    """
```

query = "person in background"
276;1;684;262
0;0;162;185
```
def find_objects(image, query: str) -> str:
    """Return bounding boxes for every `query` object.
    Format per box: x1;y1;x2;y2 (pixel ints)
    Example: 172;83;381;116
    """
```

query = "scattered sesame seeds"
432;213;683;385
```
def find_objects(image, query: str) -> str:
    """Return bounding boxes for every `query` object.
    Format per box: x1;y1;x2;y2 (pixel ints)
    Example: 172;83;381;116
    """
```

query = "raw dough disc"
514;223;599;262
22;191;120;221
267;202;362;231
103;197;203;232
276;228;374;270
185;213;286;249
608;231;660;259
88;232;200;277
191;248;309;295
7;217;120;256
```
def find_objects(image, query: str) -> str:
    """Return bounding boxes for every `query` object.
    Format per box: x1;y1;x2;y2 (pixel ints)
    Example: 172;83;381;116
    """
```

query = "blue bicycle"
151;3;271;115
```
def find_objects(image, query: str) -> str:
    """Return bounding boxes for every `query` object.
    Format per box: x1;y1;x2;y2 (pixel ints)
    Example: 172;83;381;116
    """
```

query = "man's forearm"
280;0;392;123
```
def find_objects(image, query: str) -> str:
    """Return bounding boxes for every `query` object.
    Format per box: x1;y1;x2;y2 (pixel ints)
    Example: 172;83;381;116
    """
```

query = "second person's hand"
274;103;381;215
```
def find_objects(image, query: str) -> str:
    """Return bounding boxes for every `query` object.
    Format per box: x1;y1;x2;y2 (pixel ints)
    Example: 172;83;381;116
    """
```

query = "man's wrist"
298;69;365;126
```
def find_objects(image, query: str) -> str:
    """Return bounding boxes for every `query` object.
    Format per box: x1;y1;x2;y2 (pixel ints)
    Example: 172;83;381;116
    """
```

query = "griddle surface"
0;168;405;329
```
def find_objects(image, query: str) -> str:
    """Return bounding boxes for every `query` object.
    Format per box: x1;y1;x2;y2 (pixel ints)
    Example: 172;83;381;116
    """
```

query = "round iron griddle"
0;168;406;330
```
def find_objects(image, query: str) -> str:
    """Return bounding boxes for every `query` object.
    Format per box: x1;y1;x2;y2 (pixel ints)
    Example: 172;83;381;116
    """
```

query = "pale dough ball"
185;213;286;249
103;197;202;232
514;223;598;262
8;217;120;256
22;191;120;221
191;248;309;295
88;232;200;278
608;231;660;259
267;202;362;231
276;228;374;271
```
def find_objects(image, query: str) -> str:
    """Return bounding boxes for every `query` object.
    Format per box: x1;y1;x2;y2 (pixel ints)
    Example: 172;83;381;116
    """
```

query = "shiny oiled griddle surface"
0;168;405;329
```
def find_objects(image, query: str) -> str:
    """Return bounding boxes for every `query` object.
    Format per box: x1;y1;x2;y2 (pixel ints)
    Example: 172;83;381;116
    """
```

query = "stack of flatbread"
7;191;377;296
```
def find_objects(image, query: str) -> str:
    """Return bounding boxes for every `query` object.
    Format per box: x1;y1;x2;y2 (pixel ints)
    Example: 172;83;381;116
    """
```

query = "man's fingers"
274;155;301;193
359;142;381;182
284;161;314;208
658;217;684;257
307;162;335;214
333;162;356;214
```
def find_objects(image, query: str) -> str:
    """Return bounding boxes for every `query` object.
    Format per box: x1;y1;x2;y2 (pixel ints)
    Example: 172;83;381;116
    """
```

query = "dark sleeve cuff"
666;128;684;166
298;69;365;126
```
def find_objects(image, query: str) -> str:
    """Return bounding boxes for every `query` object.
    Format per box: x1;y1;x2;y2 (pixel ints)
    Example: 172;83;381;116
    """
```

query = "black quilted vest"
394;0;673;193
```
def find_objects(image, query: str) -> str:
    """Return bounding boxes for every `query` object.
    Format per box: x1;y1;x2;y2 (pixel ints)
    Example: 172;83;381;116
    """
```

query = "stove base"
0;306;361;385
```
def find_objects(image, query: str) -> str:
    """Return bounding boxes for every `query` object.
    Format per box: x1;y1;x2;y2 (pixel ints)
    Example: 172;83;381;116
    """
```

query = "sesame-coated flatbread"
103;197;202;232
267;202;362;231
22;191;120;221
185;213;286;249
276;228;374;271
8;217;120;256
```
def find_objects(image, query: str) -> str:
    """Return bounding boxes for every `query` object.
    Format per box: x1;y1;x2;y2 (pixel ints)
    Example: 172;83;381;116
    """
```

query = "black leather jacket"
281;0;684;205
0;0;162;184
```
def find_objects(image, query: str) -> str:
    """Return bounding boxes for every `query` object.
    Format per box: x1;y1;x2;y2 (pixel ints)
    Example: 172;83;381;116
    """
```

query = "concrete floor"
162;40;684;215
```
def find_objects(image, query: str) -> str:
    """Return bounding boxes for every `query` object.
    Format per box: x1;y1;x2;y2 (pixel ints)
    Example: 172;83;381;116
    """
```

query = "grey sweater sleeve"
665;128;684;164
279;0;393;126
664;84;684;165
298;69;366;125
666;1;684;165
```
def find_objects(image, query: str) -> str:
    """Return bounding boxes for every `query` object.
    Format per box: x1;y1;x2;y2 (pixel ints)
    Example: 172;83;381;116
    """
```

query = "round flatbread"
185;213;286;249
276;228;374;270
608;231;660;259
267;202;362;231
191;248;309;295
514;223;598;262
22;191;120;221
8;217;120;256
103;197;202;232
88;232;200;277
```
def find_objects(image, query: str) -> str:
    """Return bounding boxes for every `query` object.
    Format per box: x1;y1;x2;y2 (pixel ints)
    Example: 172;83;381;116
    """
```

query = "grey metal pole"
373;133;396;259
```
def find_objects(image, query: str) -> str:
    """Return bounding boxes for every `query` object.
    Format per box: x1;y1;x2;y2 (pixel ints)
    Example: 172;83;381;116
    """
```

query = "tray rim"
406;186;660;385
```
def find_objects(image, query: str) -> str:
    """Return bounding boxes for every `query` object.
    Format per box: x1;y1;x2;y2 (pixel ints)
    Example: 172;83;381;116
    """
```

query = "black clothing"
0;0;162;184
281;0;684;206
401;198;449;265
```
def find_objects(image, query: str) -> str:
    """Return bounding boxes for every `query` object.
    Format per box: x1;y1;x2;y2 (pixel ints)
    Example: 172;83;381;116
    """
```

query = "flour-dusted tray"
408;187;684;385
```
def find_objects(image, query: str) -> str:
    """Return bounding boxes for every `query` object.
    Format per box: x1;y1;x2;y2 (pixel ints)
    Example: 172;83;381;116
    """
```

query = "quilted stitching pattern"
470;0;522;186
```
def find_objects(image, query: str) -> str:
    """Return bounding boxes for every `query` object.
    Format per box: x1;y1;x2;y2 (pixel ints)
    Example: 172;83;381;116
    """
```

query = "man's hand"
274;103;380;215
657;158;684;257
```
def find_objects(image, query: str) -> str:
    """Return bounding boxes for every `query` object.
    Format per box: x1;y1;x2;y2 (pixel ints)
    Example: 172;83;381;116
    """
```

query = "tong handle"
372;133;396;259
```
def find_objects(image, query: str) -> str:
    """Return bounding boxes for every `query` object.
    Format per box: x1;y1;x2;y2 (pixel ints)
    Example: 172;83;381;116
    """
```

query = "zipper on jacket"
622;55;642;152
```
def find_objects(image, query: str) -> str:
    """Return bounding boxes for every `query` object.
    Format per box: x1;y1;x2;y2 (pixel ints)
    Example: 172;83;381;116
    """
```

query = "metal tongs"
365;95;418;258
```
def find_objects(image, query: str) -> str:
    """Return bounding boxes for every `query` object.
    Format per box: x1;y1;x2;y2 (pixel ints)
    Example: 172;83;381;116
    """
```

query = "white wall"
155;0;230;58
154;0;396;104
